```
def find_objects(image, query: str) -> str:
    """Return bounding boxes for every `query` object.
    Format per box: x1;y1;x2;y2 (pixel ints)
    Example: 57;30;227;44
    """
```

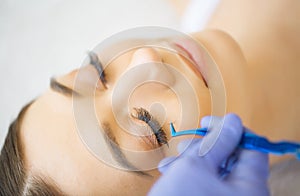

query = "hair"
0;102;66;196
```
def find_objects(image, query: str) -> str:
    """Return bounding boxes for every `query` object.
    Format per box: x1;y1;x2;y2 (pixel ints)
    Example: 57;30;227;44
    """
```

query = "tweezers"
170;123;300;160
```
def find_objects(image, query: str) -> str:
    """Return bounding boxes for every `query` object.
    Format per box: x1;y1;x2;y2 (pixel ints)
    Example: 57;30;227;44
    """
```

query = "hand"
148;114;269;196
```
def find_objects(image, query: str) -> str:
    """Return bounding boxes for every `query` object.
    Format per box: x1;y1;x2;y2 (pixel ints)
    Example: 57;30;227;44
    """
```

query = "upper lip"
172;42;208;87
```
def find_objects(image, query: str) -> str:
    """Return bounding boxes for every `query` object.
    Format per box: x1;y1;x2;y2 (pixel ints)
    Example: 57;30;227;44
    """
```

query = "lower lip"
173;41;208;87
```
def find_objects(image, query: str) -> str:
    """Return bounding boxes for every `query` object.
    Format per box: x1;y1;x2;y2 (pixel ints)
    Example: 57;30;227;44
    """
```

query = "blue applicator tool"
170;123;300;160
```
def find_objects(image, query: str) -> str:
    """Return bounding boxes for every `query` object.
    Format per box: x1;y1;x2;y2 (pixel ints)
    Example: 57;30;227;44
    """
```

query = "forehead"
20;90;79;167
18;91;105;193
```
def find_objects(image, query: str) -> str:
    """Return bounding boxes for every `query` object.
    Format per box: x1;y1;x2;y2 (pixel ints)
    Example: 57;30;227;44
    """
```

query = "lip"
172;41;208;87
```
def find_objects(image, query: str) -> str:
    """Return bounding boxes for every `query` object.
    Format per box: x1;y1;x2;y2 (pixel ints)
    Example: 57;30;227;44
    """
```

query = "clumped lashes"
131;107;168;146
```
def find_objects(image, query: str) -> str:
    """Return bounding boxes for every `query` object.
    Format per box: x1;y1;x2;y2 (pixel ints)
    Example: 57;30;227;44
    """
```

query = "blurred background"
0;0;193;147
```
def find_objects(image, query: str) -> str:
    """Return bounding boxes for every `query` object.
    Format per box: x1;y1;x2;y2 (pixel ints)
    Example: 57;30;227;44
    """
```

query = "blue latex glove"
148;114;269;196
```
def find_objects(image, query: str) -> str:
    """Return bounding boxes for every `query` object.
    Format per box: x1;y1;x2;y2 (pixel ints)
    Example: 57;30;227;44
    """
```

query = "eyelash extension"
131;107;168;146
87;51;107;88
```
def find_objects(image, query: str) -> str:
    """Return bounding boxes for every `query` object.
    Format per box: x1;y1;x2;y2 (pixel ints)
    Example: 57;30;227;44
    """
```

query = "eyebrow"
50;77;80;97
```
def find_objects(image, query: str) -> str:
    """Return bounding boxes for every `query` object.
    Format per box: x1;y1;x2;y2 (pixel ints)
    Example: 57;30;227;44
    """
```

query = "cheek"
81;156;158;195
107;171;159;195
129;83;180;125
161;51;212;123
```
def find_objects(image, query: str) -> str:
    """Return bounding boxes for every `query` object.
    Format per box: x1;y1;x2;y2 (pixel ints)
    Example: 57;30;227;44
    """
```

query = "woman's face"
20;30;248;195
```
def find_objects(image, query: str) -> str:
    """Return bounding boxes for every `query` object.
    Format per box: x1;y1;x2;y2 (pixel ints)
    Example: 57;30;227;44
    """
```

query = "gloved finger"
200;115;212;128
177;138;202;154
229;127;268;183
228;149;269;185
159;139;202;174
199;114;244;169
199;115;223;156
174;116;211;155
158;156;177;173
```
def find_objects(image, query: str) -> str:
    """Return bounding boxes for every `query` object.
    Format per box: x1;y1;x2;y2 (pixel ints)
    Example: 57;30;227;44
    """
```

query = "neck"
205;0;300;146
207;0;300;65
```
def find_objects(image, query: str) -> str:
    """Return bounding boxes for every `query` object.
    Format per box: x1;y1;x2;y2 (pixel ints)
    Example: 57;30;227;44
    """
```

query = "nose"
129;47;162;65
129;47;175;85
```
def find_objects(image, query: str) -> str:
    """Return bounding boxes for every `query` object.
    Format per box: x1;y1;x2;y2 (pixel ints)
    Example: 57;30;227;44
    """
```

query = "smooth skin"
21;30;249;195
20;0;300;195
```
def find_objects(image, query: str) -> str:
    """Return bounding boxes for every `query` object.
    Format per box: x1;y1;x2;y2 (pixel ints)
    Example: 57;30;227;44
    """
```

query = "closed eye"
88;51;107;89
50;77;80;97
131;107;168;146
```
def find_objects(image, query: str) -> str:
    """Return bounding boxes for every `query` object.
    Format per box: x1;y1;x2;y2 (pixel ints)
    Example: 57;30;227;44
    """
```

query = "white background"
0;0;180;147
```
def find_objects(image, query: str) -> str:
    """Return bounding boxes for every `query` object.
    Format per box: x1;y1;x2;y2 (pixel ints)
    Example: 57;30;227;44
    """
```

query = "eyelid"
88;51;108;89
131;107;168;146
73;65;108;95
50;77;80;97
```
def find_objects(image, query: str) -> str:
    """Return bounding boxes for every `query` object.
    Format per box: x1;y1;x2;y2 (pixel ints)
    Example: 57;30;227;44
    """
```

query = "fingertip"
158;156;177;173
201;115;223;129
225;113;242;128
223;113;243;138
198;129;220;156
198;116;223;157
200;116;212;127
199;114;244;166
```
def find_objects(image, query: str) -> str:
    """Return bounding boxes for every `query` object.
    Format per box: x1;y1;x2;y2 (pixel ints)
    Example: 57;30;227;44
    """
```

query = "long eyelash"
131;107;168;146
87;51;107;88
